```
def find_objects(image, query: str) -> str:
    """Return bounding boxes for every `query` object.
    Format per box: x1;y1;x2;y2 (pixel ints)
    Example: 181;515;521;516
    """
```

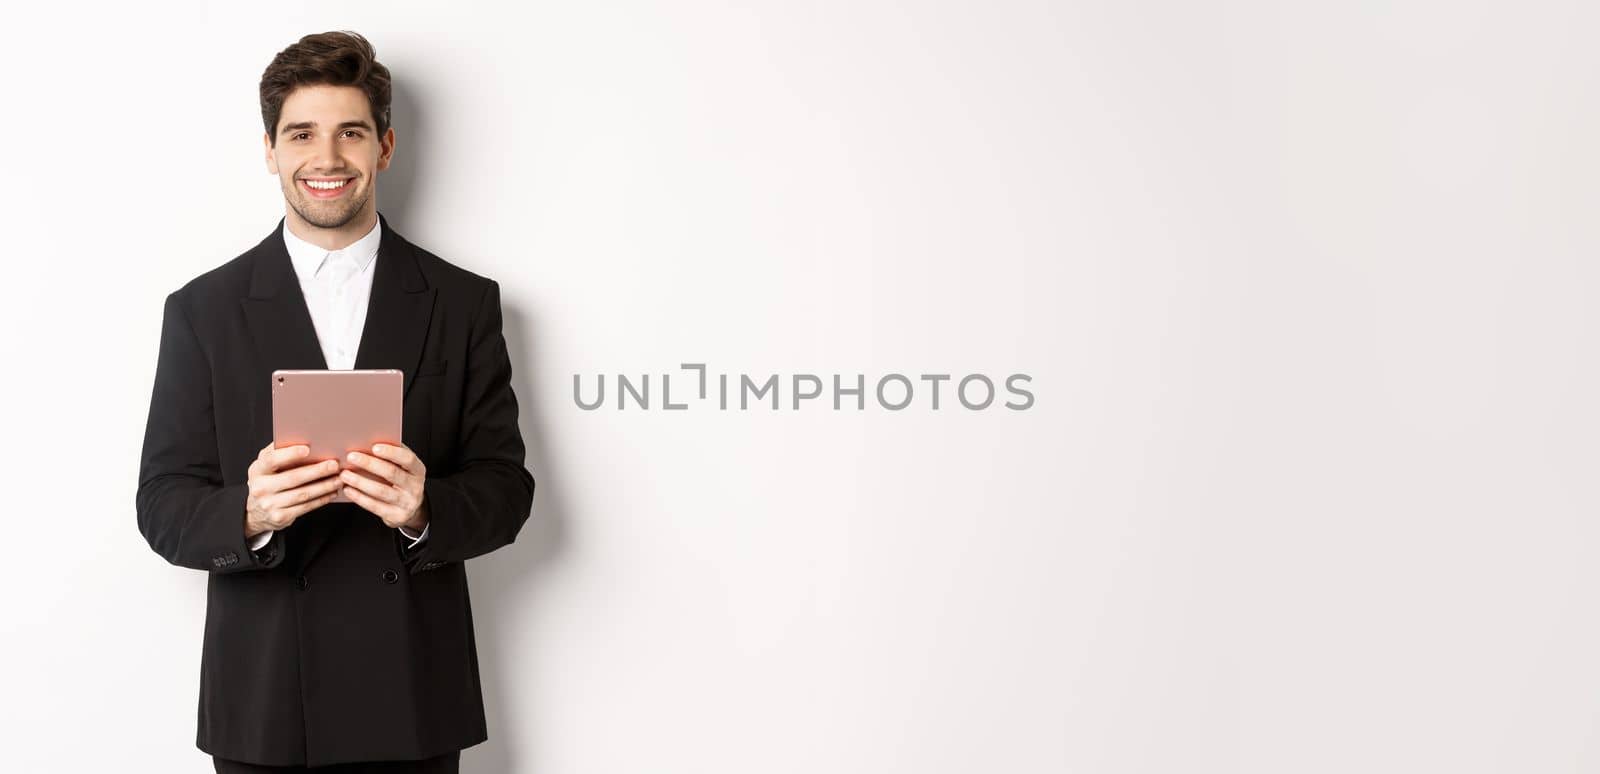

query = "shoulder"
408;240;497;293
395;233;504;317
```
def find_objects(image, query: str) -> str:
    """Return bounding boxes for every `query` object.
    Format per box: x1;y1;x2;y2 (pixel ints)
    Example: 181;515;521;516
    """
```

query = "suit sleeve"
400;280;535;573
136;291;284;573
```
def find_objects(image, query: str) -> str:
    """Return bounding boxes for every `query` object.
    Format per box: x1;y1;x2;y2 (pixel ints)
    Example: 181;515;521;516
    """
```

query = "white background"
2;1;1597;772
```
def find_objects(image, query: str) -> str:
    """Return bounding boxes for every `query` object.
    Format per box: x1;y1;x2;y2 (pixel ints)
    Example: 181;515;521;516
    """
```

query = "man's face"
264;84;394;229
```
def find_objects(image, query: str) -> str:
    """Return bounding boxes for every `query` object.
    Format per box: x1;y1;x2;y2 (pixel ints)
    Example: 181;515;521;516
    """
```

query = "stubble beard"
284;176;372;229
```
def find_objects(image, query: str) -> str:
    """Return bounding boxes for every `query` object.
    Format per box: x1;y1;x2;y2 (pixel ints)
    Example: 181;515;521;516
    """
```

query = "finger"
279;473;345;506
347;451;408;487
340;467;401;504
263;444;312;473
265;458;341;493
264;475;343;517
372;443;423;475
251;443;274;477
278;490;340;521
342;483;404;523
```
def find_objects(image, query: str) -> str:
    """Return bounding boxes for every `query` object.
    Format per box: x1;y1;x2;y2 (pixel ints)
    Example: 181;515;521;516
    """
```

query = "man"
136;31;535;772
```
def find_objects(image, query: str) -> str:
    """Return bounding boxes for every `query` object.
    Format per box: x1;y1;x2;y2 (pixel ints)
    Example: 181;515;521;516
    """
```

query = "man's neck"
284;208;379;251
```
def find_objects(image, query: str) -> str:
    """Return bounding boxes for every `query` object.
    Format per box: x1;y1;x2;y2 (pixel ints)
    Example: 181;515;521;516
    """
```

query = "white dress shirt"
249;218;429;552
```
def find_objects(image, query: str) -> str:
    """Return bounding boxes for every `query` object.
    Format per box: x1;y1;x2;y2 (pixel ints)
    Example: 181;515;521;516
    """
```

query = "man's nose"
310;136;344;170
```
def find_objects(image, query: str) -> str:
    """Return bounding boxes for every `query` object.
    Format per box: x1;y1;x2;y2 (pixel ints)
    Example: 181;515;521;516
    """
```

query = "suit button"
381;569;399;584
295;576;309;590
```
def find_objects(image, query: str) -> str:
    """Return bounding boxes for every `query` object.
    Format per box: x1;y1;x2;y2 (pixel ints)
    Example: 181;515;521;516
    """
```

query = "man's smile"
299;176;356;199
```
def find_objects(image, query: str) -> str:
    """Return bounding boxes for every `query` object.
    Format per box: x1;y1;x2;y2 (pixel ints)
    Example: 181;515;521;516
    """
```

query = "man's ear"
376;127;396;172
264;132;279;175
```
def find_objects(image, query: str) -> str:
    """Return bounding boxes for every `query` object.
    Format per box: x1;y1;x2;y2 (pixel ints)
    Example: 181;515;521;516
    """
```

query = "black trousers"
212;751;459;773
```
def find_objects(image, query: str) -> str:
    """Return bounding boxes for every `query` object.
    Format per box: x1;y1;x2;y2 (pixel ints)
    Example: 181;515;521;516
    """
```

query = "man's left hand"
341;443;429;533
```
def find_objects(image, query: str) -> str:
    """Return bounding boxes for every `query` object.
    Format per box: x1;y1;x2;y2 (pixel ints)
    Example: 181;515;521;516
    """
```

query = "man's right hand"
245;442;344;539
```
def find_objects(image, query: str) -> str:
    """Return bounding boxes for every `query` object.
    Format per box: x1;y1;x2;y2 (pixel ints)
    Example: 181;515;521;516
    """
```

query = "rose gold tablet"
272;369;402;503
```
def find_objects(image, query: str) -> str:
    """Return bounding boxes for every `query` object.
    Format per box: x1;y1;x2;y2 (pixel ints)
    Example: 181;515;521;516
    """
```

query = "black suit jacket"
136;212;535;767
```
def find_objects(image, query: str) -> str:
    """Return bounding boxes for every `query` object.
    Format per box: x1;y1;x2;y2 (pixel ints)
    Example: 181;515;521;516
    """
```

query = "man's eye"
292;133;309;141
343;130;362;139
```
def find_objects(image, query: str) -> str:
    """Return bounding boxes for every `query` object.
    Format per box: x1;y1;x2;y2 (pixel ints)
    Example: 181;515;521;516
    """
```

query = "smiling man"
136;31;535;773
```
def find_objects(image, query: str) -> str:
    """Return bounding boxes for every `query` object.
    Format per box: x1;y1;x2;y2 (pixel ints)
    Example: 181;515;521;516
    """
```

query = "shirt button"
381;569;399;585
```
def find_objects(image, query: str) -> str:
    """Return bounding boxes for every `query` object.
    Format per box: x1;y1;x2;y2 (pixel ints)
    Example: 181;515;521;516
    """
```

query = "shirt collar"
281;217;382;281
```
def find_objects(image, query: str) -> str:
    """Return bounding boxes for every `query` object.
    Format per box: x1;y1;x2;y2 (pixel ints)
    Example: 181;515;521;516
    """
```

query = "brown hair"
260;31;392;146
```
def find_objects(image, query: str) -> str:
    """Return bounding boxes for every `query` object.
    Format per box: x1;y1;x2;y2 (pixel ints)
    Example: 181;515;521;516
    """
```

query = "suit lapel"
239;212;437;571
240;218;328;374
353;212;438;399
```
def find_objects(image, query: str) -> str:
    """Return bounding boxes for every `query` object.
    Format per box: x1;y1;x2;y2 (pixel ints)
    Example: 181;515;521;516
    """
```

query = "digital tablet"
272;369;402;502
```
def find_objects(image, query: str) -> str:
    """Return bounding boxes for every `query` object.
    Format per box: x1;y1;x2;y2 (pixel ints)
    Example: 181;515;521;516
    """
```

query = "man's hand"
340;443;429;533
245;442;344;539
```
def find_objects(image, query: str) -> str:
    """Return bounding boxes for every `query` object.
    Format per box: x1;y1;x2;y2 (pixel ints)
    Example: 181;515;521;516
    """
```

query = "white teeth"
304;179;348;190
